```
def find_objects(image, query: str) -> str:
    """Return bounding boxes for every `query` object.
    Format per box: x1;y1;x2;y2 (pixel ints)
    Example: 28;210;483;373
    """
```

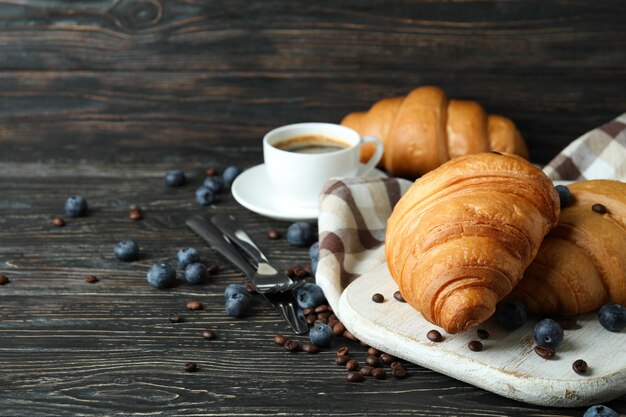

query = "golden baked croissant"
509;180;626;316
386;152;559;333
341;86;529;179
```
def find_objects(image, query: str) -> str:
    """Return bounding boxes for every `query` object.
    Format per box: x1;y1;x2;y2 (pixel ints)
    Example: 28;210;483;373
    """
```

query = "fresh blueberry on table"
222;165;242;186
195;186;216;206
147;263;176;289
583;405;619;417
286;222;315;247
296;283;326;309
533;318;564;348
554;184;572;208
224;283;249;300
494;300;527;330
184;263;208;285
64;195;88;217
114;239;139;262
598;303;626;332
225;292;251;317
309;323;333;347
203;176;224;193
164;169;186;187
309;241;320;276
177;247;200;269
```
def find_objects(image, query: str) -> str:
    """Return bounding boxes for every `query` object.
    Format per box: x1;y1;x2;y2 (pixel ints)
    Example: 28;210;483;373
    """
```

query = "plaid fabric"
316;114;626;314
543;113;626;182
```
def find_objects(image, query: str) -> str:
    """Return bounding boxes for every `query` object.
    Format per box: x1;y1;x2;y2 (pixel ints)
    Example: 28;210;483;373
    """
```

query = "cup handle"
356;136;384;177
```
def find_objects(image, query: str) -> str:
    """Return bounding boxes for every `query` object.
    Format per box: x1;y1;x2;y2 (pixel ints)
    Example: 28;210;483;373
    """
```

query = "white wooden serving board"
338;263;626;407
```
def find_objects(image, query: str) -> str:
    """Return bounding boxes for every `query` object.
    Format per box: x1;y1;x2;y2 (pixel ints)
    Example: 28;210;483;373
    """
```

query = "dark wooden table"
1;1;625;416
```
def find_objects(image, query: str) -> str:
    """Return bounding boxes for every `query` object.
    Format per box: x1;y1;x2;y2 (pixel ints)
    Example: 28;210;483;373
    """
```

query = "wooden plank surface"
0;1;625;415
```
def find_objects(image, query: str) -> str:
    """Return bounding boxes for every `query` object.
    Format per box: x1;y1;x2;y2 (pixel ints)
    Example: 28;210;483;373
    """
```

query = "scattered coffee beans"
427;329;443;342
372;367;386;380
336;355;350;365
592;203;608;214
360;365;373;376
332;322;346;336
201;330;217;340
393;290;406;302
306;315;317;325
52;216;65;227
267;228;280;239
284;340;300;352
380;353;396;365
302;342;320;354
347;371;364;383
346;359;359;371
365;355;381;367
186;300;203;310
343;330;358;342
129;207;143;221
207;263;220;275
315;305;329;313
274;335;287;345
477;329;490;339
572;359;588;374
367;347;380;356
168;313;183;323
294;266;309;278
0;275;9;285
468;340;483;352
205;167;217;176
391;363;407;379
336;346;349;356
183;362;197;372
534;345;556;359
83;275;98;283
372;293;384;303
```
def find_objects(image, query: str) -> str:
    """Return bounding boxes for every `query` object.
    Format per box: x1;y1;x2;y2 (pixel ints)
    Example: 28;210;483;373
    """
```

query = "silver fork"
185;215;308;334
211;214;304;294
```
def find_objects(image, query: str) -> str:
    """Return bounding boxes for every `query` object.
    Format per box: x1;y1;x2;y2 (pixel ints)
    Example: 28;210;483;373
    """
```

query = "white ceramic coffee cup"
263;122;384;208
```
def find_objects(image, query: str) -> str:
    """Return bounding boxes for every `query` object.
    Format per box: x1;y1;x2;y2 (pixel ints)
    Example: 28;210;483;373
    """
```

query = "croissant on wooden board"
509;180;626;316
341;86;529;179
385;152;560;333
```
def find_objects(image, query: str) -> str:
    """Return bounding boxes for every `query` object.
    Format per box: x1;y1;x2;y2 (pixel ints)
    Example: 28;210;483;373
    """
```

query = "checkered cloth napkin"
316;113;626;313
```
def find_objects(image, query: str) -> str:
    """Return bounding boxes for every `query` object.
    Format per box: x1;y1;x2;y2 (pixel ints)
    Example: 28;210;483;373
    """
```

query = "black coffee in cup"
274;135;350;154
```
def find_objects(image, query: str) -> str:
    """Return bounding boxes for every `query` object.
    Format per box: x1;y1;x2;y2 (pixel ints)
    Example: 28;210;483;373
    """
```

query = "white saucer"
231;163;387;222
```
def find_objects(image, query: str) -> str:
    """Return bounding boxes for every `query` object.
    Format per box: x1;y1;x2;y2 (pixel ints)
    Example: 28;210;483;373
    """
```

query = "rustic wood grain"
1;1;625;415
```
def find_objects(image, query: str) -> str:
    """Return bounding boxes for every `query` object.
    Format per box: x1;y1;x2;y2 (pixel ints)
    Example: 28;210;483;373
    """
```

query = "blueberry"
223;165;242;186
224;283;249;300
555;185;572;208
184;263;208;285
583;405;619;417
147;263;176;289
177;247;200;269
598;303;626;332
203;176;224;193
533;318;564;348
225;292;251;317
494;300;527;330
114;239;139;262
296;283;326;309
309;323;333;347
195;186;216;206
164;170;186;187
64;195;88;217
309;241;320;276
286;222;315;247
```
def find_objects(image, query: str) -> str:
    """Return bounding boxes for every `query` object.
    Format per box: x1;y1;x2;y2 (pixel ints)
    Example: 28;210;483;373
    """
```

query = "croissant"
509;180;626;316
385;152;559;333
341;86;529;179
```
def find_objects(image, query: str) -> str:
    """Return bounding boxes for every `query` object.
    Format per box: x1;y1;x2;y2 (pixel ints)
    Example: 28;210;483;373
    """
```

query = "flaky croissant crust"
386;152;559;333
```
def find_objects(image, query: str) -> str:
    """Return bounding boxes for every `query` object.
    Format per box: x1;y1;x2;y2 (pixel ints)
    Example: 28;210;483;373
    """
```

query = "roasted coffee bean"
380;353;395;365
555;316;577;330
372;368;386;380
315;305;329;313
365;355;381;367
83;275;98;283
477;329;490;339
343;330;358;342
52;216;65;227
367;347;380;356
360;365;373;376
391;364;407;379
572;359;588;374
244;282;257;294
427;329;443;342
294;266;309;278
314;317;328;324
345;359;359;371
592;203;608;214
186;300;203;310
284;267;296;278
393;290;406;302
328;320;339;328
347;371;364;383
169;313;183;323
328;313;337;321
336;346;349;356
468;340;483;352
306;314;317;325
336;354;350;365
183;362;197;372
207;263;220;275
201;330;217;340
304;264;312;274
267;228;281;240
390;361;402;369
372;293;384;303
303;307;315;315
302;342;320;354
317;311;332;319
205;167;217;176
284;340;300;352
0;275;9;285
273;335;287;345
534;345;556;359
129;207;143;221
333;322;346;336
